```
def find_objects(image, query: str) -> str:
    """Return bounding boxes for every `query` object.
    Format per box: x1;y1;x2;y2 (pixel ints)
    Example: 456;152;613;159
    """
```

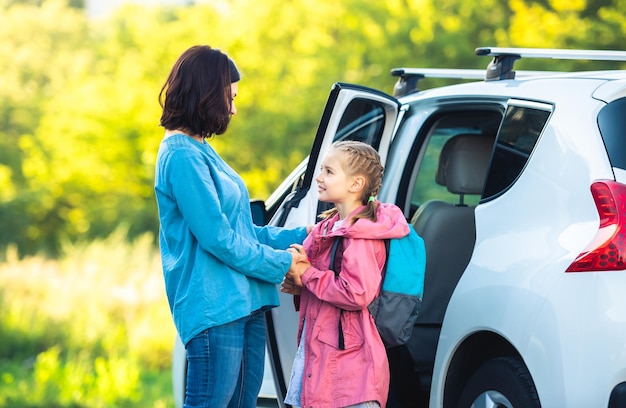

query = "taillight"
566;180;626;272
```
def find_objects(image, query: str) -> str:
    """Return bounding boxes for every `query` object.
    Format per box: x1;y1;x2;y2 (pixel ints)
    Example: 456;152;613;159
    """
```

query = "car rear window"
598;97;626;171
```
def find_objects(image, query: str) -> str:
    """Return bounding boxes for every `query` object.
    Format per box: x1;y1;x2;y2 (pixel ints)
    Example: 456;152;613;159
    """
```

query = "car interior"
388;132;496;407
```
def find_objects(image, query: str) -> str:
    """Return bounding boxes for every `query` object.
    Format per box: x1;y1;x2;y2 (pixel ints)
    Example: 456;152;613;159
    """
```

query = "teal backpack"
330;224;426;348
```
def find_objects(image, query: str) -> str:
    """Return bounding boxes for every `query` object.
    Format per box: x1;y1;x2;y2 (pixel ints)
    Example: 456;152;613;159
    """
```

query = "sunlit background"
86;0;188;17
1;0;625;406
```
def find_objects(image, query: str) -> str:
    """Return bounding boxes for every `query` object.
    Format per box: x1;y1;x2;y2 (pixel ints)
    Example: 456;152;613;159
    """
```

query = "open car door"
266;82;402;406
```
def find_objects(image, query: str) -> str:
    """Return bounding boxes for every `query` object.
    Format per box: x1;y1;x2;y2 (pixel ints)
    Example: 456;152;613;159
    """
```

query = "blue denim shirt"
154;134;307;345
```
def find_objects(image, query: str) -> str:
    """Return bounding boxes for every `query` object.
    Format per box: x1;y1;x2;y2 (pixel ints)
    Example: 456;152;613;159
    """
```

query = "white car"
174;47;626;408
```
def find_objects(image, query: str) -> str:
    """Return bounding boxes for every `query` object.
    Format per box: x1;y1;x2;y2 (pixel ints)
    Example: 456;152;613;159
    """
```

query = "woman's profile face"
229;82;238;116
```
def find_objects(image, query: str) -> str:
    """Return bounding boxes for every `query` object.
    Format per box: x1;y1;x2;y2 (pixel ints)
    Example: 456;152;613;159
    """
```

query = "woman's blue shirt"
154;134;306;345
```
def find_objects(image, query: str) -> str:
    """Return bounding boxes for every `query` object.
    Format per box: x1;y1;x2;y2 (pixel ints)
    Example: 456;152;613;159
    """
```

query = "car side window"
482;102;551;200
408;110;502;215
411;131;480;206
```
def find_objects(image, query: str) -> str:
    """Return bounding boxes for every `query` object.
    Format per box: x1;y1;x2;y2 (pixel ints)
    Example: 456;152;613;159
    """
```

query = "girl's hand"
280;275;302;295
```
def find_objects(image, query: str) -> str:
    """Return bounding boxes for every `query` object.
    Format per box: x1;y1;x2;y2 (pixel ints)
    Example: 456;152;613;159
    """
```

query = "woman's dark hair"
159;45;240;138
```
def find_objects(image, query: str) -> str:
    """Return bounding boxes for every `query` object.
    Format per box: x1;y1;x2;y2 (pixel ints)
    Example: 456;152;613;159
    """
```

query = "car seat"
400;133;494;398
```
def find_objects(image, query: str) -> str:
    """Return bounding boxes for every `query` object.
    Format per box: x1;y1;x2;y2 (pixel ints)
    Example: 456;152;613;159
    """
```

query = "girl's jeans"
184;310;266;408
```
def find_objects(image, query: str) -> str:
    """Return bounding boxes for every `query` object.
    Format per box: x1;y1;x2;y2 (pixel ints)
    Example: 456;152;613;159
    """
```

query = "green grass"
0;231;176;407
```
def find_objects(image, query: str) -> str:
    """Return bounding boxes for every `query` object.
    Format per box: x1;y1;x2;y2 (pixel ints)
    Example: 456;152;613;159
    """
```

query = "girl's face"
315;150;354;204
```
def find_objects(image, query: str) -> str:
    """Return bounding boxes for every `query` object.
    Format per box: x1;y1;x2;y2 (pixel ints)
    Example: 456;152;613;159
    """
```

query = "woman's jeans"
184;310;267;408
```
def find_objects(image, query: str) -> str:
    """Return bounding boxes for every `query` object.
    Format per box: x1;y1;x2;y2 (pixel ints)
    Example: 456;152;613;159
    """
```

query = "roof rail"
391;68;483;96
476;47;626;81
390;67;563;96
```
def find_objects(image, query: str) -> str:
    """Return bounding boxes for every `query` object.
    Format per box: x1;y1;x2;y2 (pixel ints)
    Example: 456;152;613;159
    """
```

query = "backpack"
330;224;426;348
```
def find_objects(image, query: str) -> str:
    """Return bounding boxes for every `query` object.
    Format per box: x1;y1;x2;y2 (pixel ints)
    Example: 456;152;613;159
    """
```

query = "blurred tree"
0;0;92;255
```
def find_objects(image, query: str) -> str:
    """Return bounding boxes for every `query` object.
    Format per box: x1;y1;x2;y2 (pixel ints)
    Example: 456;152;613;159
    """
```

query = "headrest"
435;134;493;195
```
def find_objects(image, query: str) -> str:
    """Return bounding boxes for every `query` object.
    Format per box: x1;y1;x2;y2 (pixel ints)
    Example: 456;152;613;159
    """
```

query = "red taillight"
567;180;626;272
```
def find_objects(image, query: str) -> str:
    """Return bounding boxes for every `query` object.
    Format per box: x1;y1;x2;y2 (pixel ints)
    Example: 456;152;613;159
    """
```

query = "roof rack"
391;68;483;96
390;67;562;96
476;47;626;81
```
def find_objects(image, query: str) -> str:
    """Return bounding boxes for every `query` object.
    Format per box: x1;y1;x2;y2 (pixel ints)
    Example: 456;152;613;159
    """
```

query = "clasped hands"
282;244;311;295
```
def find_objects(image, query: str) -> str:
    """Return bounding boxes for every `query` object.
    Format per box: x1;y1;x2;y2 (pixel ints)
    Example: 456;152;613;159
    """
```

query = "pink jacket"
296;202;409;408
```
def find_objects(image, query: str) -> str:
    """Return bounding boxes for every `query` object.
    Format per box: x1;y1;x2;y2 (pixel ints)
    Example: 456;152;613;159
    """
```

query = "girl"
282;140;410;408
154;45;308;408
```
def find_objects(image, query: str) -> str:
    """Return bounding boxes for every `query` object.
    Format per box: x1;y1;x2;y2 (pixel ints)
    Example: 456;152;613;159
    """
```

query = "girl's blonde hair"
320;140;384;223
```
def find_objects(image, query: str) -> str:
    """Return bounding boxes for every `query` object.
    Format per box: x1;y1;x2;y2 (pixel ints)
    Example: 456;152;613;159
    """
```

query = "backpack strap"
382;239;390;278
329;237;343;277
329;237;345;350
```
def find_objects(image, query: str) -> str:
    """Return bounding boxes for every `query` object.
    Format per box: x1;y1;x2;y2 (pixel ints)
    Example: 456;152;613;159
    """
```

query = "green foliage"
0;235;174;407
1;0;626;257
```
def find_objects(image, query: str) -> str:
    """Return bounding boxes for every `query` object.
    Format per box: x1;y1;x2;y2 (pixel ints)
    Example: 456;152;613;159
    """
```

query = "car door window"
335;98;385;148
411;130;483;207
406;110;502;216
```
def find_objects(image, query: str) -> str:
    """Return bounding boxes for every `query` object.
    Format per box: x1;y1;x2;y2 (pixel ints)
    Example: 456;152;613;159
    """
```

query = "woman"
154;45;308;407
